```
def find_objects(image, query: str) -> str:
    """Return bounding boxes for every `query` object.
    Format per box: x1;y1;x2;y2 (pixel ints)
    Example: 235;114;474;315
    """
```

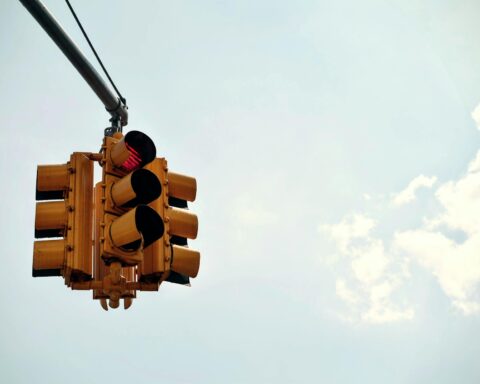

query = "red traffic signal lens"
111;131;156;172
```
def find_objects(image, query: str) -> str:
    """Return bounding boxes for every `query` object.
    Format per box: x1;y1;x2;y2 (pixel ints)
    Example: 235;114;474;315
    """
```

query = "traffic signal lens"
135;205;165;248
109;205;164;251
110;130;156;172
130;169;161;205
111;169;161;208
122;142;142;171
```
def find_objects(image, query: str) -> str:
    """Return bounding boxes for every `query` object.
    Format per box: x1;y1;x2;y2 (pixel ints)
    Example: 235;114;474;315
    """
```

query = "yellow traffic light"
32;131;201;310
100;131;164;267
33;153;93;284
139;158;200;284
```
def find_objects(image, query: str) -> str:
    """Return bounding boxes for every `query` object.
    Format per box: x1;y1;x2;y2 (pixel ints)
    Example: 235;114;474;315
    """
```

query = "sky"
1;0;480;382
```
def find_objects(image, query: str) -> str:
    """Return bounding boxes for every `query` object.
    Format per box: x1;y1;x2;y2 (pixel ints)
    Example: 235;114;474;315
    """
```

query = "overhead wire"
65;0;126;106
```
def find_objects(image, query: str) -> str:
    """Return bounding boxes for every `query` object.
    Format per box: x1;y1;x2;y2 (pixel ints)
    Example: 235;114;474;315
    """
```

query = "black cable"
65;0;126;106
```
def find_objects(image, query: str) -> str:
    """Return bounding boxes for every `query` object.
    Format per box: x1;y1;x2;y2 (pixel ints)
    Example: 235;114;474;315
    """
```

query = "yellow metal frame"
33;133;200;311
64;153;93;285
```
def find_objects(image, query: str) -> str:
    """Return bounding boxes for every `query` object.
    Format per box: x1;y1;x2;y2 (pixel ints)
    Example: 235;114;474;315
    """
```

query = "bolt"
109;297;120;309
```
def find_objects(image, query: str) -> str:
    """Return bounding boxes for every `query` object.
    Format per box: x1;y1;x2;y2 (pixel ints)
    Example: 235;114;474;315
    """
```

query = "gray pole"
19;0;128;130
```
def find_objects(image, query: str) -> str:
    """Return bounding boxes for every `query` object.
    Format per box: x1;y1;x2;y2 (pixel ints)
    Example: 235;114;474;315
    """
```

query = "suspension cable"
65;0;126;106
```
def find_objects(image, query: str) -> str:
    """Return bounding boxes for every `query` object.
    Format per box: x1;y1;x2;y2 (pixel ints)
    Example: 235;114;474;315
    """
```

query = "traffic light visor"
171;245;200;278
168;172;197;202
109;205;164;251
110;169;161;208
110;131;156;172
36;164;69;200
33;239;64;277
35;201;68;238
168;207;198;239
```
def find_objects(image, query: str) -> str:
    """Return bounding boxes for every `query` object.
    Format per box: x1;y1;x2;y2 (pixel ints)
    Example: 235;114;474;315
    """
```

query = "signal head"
108;205;164;252
109;130;156;172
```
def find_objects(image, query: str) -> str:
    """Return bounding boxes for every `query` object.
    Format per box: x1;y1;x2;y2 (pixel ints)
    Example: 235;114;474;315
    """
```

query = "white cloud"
335;279;359;305
362;303;414;324
393;174;437;206
394;156;480;314
322;104;480;321
453;300;480;315
319;213;375;253
322;214;413;324
467;150;480;173
394;229;480;314
425;153;480;235
325;159;480;320
351;240;389;284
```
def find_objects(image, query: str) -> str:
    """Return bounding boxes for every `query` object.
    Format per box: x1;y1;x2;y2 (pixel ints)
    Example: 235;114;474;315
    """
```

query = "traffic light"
99;131;164;267
139;158;200;285
32;131;200;310
33;153;93;284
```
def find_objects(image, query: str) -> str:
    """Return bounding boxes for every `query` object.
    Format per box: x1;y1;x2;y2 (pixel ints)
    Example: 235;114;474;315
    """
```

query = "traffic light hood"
110;130;156;172
109;205;164;251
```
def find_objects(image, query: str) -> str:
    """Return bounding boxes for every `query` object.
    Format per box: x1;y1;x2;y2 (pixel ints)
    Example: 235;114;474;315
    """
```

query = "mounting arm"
19;0;128;131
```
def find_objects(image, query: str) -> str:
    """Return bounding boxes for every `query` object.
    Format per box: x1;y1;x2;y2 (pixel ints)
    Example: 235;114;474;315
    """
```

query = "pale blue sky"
1;0;480;383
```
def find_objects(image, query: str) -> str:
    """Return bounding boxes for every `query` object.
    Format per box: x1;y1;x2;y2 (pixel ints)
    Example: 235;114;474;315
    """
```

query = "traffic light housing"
32;130;200;310
100;131;164;267
33;153;93;284
139;158;200;284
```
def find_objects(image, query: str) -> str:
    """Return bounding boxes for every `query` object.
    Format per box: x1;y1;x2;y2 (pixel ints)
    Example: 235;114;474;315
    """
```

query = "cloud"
319;213;375;254
350;239;389;284
324;151;480;318
362;300;415;324
394;152;480;314
322;103;480;321
321;214;413;324
393;175;437;206
425;152;480;235
336;279;359;306
394;229;480;314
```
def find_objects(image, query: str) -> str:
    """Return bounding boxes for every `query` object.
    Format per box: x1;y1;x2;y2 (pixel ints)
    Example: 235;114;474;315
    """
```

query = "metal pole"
19;0;128;129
